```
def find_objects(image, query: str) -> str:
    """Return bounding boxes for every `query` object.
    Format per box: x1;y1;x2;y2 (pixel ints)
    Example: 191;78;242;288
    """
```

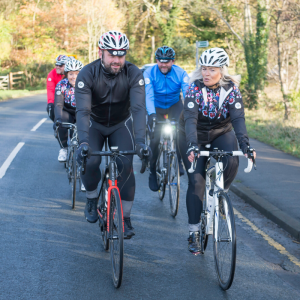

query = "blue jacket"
144;64;189;115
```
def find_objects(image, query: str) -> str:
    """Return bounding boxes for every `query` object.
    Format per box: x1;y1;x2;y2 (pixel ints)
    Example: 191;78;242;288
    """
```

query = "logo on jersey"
113;51;117;55
183;76;189;83
48;78;51;81
78;81;84;88
235;102;241;109
188;102;194;108
56;91;61;95
145;78;150;85
139;79;144;86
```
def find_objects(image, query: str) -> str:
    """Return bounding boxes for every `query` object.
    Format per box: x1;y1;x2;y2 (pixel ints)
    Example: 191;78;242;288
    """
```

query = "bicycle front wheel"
156;145;166;200
213;191;236;290
109;188;124;288
168;154;180;217
99;175;109;251
71;148;77;209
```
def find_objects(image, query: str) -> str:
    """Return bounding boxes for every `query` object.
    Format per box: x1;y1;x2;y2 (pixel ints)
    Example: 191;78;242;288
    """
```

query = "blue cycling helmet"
155;46;175;62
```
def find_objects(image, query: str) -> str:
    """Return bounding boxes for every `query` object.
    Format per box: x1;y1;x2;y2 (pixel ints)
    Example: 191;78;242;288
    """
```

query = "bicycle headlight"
163;124;172;134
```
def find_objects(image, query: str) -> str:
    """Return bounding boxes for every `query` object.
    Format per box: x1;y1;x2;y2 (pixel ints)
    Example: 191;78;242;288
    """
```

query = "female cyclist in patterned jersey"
178;48;256;254
54;58;84;162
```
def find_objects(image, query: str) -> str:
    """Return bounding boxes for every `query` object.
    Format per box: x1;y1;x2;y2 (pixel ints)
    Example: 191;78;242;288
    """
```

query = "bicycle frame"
157;119;177;183
204;161;233;242
189;150;254;241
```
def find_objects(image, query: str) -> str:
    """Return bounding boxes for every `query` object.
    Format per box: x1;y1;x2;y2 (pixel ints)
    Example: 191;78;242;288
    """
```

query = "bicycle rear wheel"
156;145;166;200
168;154;180;217
99;174;109;251
109;188;124;288
213;191;236;290
71;148;77;209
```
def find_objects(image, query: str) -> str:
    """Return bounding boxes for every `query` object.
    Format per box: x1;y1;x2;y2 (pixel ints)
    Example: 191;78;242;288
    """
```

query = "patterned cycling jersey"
54;78;76;121
180;80;249;153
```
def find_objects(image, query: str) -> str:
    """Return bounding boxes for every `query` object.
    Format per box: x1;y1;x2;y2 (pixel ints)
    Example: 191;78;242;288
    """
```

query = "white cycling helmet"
98;31;129;56
199;48;229;67
64;59;84;72
55;55;69;66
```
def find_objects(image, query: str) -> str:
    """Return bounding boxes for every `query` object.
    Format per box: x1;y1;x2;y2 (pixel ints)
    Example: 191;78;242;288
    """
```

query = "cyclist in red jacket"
46;55;69;121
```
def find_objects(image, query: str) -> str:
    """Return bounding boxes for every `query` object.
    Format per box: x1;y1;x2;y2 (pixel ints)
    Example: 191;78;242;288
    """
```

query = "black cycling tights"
81;117;135;202
57;111;75;148
149;100;183;171
178;130;239;225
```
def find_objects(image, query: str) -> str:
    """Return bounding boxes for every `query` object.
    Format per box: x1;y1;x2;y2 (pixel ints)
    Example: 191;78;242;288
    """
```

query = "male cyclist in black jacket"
75;31;150;239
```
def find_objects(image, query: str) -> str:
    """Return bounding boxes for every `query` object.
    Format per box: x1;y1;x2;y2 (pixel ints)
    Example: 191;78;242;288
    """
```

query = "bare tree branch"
208;7;244;46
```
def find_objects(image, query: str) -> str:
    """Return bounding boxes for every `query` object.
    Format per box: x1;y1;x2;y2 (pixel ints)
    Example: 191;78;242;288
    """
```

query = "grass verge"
245;108;300;158
0;89;46;101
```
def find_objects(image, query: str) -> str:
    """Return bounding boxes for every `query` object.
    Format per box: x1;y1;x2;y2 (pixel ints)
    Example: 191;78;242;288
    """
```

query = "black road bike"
55;122;82;209
81;141;147;288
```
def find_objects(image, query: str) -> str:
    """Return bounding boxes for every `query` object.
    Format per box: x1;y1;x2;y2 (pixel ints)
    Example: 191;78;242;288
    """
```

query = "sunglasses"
55;64;65;67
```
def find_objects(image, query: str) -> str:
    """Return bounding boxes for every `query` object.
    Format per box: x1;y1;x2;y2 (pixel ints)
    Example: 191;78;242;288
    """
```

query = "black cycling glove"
244;146;255;158
53;119;61;130
186;143;199;157
47;103;55;122
148;113;156;130
76;143;92;165
135;143;152;161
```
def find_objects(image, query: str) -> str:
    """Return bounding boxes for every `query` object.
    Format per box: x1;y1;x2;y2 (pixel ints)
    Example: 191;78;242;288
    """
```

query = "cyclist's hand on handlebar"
76;143;92;165
243;146;257;170
243;146;256;160
135;142;152;160
53;119;62;130
186;144;199;163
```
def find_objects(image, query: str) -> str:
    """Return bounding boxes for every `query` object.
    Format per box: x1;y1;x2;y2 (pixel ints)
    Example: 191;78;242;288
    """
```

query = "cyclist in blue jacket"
144;46;189;191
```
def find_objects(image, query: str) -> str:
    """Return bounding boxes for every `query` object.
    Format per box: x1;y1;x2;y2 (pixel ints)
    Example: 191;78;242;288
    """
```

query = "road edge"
0;90;46;102
230;182;300;241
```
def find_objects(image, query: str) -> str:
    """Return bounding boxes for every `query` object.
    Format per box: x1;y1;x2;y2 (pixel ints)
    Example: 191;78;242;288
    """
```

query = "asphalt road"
0;94;300;299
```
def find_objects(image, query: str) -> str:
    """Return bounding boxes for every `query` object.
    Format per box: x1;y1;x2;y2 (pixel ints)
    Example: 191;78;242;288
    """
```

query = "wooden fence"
0;71;25;90
0;75;9;90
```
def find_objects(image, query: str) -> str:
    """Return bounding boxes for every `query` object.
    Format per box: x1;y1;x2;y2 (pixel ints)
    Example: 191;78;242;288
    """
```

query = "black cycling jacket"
179;80;249;153
75;59;146;144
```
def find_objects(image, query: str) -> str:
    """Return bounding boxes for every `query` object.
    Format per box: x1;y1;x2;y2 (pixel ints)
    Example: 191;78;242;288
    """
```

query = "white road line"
0;142;25;179
31;118;47;132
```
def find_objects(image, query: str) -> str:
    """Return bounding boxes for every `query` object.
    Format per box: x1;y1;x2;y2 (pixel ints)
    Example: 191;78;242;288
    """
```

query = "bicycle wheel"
156;145;166;200
213;191;236;290
200;215;209;253
109;188;124;288
168;154;180;217
71;148;77;209
99;174;109;251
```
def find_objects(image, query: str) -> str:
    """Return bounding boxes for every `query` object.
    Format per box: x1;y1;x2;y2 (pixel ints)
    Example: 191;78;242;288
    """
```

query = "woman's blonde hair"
189;66;241;87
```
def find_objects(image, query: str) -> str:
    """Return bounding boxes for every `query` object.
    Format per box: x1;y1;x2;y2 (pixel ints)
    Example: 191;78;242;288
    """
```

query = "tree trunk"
151;36;155;64
296;41;300;92
275;17;290;120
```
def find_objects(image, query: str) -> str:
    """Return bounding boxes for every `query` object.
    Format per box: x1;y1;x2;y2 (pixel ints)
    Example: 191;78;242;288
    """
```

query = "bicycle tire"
200;215;209;253
99;175;109;251
213;191;236;290
168;154;180;217
109;188;124;288
156;145;165;200
71;148;77;209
